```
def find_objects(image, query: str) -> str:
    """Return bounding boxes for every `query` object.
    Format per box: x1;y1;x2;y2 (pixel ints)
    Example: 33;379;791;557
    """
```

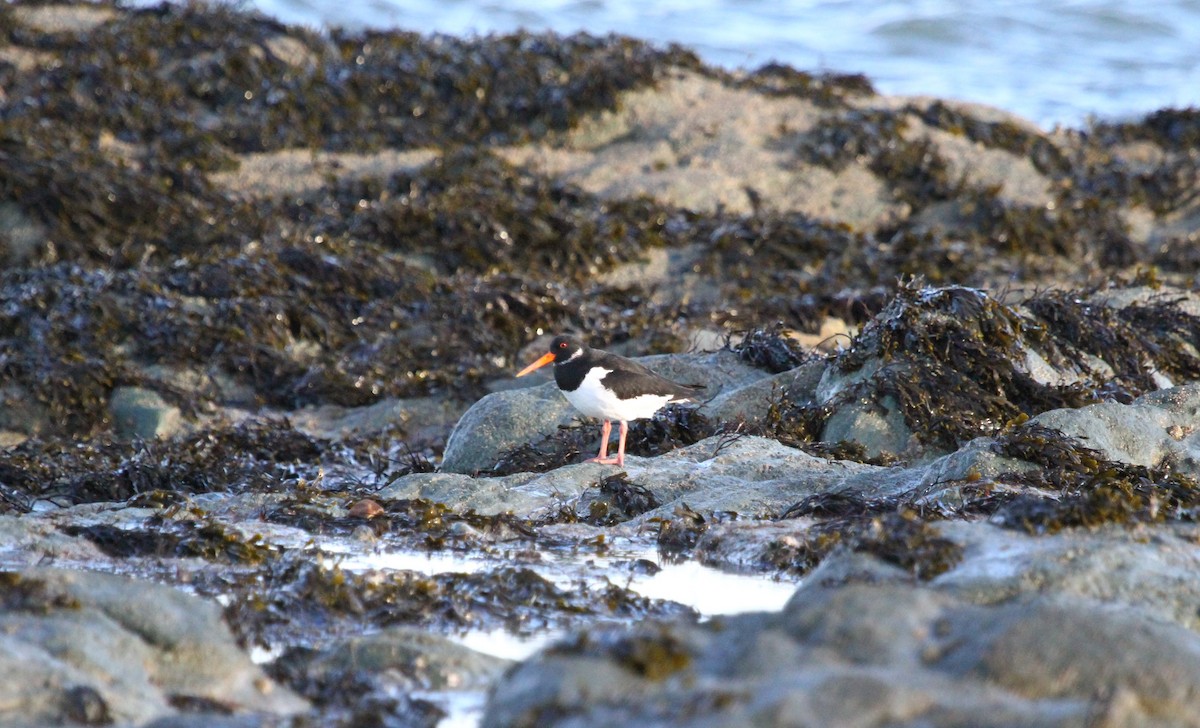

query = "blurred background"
225;0;1200;129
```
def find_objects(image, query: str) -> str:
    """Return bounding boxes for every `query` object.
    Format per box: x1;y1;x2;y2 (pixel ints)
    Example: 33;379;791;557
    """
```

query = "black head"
547;335;586;364
516;334;587;377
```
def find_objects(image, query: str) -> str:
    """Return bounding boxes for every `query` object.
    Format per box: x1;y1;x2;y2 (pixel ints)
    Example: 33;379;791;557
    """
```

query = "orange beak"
516;351;556;377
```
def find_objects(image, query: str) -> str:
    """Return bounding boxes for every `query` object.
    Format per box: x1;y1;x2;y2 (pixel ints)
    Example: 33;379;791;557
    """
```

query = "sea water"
238;0;1200;129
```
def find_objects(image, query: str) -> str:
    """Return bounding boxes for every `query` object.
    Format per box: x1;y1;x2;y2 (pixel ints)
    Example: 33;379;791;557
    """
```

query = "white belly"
561;367;676;422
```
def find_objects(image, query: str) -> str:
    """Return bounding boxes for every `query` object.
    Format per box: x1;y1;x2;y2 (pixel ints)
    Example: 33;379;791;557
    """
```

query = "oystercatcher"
516;335;701;467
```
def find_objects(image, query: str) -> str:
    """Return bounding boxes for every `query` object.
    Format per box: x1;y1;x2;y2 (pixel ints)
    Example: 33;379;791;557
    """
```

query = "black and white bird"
516;334;702;467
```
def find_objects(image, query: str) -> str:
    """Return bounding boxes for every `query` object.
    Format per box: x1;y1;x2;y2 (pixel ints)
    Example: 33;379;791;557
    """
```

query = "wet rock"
0;384;53;437
0;514;108;563
109;386;184;440
0;569;307;726
303;628;511;690
484;578;1200;727
391;435;893;520
933;520;1200;631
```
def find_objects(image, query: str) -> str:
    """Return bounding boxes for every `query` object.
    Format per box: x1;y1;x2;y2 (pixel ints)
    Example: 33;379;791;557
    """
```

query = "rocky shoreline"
3;2;1200;726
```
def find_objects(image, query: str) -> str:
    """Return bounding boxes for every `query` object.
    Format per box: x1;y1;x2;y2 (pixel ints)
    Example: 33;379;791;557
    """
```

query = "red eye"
559;342;567;348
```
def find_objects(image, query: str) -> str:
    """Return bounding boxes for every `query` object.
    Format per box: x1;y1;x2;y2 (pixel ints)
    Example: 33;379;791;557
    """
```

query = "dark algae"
761;283;1200;459
5;3;1200;725
990;423;1200;533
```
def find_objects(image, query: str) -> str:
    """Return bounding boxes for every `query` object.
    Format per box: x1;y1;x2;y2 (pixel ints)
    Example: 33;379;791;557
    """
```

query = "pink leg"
589;420;629;466
588;420;615;463
615;420;629;466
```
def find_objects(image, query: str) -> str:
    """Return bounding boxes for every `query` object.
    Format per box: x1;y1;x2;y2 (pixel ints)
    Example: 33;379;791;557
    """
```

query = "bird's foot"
587;456;623;466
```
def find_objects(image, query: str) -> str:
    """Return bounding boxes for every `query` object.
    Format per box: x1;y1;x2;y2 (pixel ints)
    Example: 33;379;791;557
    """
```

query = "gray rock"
108;386;183;440
0;200;47;265
821;393;913;459
288;395;465;443
0;514;108;564
813;355;918;460
0;384;53;436
696;510;1200;637
933;520;1200;631
703;359;826;426
389;435;890;520
0;568;307;726
440;350;770;474
440;385;577;474
484;575;1200;727
1030;382;1200;474
305;627;511;690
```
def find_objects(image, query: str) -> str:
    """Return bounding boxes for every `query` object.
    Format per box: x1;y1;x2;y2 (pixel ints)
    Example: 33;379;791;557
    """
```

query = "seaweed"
990;423;1200;533
915;100;1072;177
730;325;811;373
654;503;708;561
585;473;661;526
62;686;111;726
733;62;875;107
4;3;697;156
763;283;1200;459
625;405;716;457
768;284;1098;455
795;109;907;172
0;572;80;612
2;420;325;505
63;519;277;565
870;136;962;210
263;496;537;544
1091;107;1200;150
767;509;962;580
489;424;598;476
220;552;692;649
610;629;693;680
335;149;676;282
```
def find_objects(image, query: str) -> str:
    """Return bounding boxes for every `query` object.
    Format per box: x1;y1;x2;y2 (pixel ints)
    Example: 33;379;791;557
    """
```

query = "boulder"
0;568;307;726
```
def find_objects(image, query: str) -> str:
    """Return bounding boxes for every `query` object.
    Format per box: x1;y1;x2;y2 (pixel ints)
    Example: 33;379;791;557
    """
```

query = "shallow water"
322;537;799;727
241;0;1200;128
324;537;801;622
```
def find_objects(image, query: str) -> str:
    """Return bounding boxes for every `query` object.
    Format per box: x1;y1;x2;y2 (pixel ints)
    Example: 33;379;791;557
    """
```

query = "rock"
9;5;117;34
1029;383;1200;474
304;628;511;690
703;359;826;426
0;568;307;726
288;395;465;443
484;576;1200;727
0;514;109;563
0;200;48;265
440;385;577;475
501;70;906;227
389;435;892;520
440;349;770;475
933;520;1200;632
108;386;183;440
0;384;53;436
820;392;913;459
